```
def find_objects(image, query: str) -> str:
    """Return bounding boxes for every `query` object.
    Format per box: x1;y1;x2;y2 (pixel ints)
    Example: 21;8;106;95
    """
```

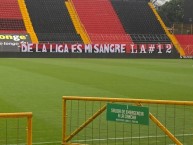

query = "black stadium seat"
24;0;82;43
0;19;25;31
111;0;171;43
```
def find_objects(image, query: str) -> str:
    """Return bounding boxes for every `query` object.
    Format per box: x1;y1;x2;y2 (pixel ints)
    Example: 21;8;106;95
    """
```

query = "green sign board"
106;103;149;125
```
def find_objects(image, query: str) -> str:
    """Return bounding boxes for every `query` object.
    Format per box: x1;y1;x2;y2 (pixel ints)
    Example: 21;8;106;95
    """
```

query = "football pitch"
0;58;193;145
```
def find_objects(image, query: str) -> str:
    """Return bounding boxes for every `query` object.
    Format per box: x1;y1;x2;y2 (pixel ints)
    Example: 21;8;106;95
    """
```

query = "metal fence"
62;96;193;145
0;112;32;145
173;23;193;35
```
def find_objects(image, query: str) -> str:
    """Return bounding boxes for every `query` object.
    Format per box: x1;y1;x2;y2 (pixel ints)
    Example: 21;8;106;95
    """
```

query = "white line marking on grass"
2;141;61;145
73;133;193;142
4;134;193;145
32;141;62;144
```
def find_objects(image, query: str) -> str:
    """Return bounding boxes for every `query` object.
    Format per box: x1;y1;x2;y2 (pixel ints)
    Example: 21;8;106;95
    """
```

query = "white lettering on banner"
28;44;33;52
42;45;47;52
157;44;163;54
21;43;33;52
85;44;92;53
93;44;99;53
93;44;126;53
148;44;155;53
50;44;53;52
56;44;63;53
165;44;172;53
64;44;69;53
20;43;173;54
139;44;147;53
35;44;40;52
131;44;137;53
71;44;82;53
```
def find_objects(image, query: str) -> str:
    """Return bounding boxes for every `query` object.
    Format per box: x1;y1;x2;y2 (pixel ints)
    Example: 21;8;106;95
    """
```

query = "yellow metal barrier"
0;112;33;145
62;96;193;145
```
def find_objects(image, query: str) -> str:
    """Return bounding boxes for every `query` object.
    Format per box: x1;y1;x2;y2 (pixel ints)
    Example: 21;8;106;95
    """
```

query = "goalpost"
0;112;32;145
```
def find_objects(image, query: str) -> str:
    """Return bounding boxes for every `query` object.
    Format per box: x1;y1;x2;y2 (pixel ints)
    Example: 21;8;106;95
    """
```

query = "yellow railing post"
27;115;33;145
62;98;67;144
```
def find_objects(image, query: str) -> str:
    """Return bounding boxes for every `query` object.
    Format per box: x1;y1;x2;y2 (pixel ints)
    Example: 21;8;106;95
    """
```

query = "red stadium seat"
175;35;193;56
0;0;26;33
72;0;133;44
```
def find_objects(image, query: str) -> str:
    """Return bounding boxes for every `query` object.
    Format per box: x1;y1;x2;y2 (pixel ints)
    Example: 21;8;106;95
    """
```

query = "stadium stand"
71;0;133;44
111;0;171;44
0;0;181;58
24;0;82;43
0;0;26;33
175;35;193;56
65;1;91;44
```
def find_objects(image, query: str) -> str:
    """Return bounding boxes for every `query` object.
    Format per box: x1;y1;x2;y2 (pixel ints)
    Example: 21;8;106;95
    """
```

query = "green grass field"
0;58;193;145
